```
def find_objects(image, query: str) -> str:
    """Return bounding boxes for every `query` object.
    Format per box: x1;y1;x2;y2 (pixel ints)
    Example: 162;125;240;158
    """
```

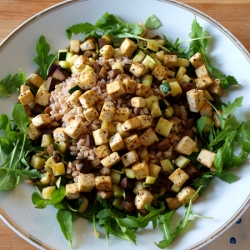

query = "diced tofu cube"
168;168;190;187
132;160;149;180
177;186;199;204
121;117;141;131
135;83;151;98
70;39;80;54
163;54;177;68
129;62;147;77
106;80;125;99
53;127;70;142
166;197;182;210
189;52;204;69
152;64;167;81
109;132;125;152
95;144;111;159
78;71;97;90
197;148;216;169
99;45;115;59
93;128;109;146
186;89;205;112
120;38;137;58
52;162;66;176
123;79;137;94
196;76;214;89
100;152;120;168
64;119;85;139
139;128;159;147
18;89;35;105
121;150;138;167
195;64;209;77
80;39;96;51
66;183;81;200
20;85;30;94
124;134;142;151
154;117;173;137
114;107;130;122
95;176;112;191
207;78;224;96
26;73;45;88
148;164;161;177
135;190;154;209
200;101;213;117
84;107;99;123
79;89;98;108
74;55;89;71
175;136;197;155
78;173;96;192
66;90;82;108
34;89;51;106
131;97;146;108
136;115;152;130
27;123;42;140
32;114;51;128
99;101;116;122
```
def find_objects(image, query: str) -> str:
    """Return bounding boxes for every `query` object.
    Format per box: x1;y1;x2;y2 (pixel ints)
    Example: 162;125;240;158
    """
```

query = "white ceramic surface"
0;0;249;250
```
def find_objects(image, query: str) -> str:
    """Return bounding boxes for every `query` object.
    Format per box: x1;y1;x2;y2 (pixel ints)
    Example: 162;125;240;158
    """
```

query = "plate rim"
0;1;250;250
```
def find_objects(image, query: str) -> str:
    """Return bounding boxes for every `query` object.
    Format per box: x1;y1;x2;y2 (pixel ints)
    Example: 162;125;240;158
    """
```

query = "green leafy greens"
0;71;25;97
0;104;41;190
33;35;56;79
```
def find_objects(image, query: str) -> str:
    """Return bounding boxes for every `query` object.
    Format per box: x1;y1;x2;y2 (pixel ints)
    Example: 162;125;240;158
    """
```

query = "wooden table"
0;0;249;249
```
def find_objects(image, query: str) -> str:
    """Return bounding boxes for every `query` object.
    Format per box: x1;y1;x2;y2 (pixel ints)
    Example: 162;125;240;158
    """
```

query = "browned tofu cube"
32;114;51;128
135;84;151;98
95;176;112;191
139;128;159;147
132;160;149;180
64;120;85;139
124;134;142;151
168;168;190;187
175;136;197;155
70;39;81;54
123;79;137;94
78;173;96;192
95;144;111;159
18;89;35;105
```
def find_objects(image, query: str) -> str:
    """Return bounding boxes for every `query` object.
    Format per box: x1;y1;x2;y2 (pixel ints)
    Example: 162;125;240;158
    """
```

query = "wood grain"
0;0;249;249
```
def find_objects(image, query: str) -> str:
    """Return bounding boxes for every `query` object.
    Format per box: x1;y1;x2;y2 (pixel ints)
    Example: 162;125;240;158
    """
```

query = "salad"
0;12;250;249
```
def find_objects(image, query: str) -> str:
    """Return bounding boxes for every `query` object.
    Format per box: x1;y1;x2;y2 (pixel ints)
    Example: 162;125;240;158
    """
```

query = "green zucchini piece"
68;85;83;94
159;82;171;96
142;74;153;86
159;99;170;110
132;50;146;62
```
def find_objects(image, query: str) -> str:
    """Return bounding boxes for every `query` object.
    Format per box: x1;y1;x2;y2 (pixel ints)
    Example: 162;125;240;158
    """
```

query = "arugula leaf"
0;71;25;97
214;172;237;183
191;173;214;195
33;35;56;79
145;15;161;29
66;13;170;52
57;209;73;248
12;104;29;132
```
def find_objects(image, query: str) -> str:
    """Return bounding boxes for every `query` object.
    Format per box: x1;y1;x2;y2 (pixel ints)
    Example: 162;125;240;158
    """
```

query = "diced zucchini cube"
30;155;45;170
42;186;56;200
154;117;173;137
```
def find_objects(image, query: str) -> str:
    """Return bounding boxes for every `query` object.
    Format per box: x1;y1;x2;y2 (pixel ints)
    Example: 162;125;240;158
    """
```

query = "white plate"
0;0;250;249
